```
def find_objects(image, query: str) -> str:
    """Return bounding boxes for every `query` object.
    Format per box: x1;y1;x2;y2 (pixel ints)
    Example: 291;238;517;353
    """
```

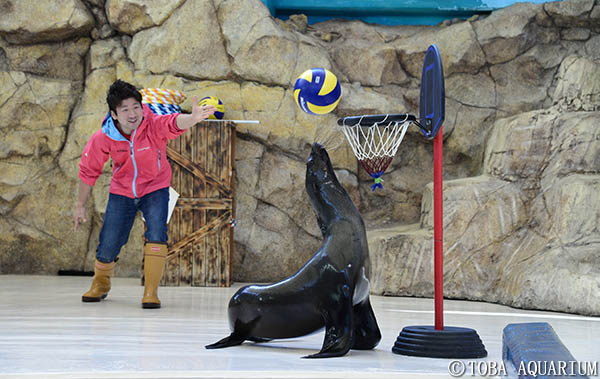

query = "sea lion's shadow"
242;328;324;355
241;338;382;358
243;340;317;356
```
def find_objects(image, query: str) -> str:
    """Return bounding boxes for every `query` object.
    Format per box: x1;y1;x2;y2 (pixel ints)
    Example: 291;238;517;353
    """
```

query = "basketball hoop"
337;44;487;359
338;114;419;190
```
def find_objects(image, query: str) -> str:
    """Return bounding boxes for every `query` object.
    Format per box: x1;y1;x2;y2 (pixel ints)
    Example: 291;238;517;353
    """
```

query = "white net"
338;114;414;190
339;117;411;161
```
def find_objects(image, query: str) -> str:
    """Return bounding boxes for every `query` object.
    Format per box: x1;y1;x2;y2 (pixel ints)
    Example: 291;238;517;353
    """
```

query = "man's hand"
177;96;216;130
74;181;92;231
74;204;87;232
191;96;216;123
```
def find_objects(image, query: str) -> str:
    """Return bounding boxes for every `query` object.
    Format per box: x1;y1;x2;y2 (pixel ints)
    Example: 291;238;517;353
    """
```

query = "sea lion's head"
306;143;354;230
306;143;336;187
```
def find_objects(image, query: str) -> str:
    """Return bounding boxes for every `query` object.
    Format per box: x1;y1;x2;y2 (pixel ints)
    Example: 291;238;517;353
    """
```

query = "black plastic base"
392;325;488;358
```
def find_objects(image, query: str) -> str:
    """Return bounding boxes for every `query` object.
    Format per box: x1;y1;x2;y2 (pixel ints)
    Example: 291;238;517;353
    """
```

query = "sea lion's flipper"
351;298;381;350
205;332;247;349
304;280;354;359
206;312;260;349
248;336;273;343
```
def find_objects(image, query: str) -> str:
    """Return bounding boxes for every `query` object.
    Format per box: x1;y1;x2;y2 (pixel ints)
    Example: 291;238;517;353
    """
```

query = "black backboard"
419;44;445;140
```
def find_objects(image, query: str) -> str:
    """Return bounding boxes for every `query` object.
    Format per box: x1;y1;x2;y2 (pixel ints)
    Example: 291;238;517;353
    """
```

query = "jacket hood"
101;105;150;142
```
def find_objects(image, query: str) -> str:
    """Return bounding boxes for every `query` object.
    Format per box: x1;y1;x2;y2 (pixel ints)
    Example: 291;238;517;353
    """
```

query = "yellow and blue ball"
293;68;341;115
199;96;225;119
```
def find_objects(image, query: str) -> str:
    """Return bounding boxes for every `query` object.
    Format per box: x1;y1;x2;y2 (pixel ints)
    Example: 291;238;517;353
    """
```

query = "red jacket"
79;104;185;198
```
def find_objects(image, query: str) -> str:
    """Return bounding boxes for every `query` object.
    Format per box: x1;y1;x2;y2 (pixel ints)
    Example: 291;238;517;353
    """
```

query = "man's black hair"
106;79;142;113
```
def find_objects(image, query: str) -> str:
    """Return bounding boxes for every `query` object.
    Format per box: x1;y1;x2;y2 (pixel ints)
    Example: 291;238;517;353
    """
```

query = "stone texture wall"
0;0;598;315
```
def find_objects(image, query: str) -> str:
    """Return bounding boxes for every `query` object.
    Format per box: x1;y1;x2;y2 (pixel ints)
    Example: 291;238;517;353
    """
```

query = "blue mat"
503;322;589;378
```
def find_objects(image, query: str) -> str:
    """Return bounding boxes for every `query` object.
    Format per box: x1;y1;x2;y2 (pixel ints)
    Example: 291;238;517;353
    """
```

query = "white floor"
0;275;598;379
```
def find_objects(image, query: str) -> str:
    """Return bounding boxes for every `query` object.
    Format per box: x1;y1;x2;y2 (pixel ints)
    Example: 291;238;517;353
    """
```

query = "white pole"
203;120;260;124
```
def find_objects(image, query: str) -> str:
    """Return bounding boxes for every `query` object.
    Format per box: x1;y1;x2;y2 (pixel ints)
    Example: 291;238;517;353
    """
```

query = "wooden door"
162;120;235;287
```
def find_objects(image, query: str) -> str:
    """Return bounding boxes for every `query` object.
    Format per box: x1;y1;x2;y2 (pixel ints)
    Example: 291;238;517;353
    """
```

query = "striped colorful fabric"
139;88;186;115
146;103;182;115
140;88;185;105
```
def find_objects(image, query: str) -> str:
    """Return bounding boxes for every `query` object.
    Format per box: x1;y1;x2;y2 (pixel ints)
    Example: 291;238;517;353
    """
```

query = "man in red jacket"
74;79;215;309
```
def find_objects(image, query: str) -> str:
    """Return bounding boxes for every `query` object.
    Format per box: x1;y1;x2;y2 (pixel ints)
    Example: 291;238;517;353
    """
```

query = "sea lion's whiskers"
317;125;339;150
326;140;343;152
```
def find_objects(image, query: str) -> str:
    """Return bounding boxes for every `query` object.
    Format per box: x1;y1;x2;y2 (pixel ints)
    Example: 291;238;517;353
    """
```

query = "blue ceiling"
261;0;560;25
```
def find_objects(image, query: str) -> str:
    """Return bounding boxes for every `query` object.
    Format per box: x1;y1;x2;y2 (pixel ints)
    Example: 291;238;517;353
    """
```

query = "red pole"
433;126;444;330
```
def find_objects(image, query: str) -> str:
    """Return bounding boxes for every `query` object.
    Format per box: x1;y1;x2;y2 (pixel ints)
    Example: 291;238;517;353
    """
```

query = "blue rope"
370;171;384;191
145;103;181;115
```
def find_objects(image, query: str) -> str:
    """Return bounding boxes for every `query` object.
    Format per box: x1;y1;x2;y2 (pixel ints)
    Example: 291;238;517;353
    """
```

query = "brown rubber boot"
82;260;116;302
142;242;168;309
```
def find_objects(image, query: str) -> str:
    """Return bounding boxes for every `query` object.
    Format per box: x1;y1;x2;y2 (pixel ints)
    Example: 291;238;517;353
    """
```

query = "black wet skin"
206;143;381;358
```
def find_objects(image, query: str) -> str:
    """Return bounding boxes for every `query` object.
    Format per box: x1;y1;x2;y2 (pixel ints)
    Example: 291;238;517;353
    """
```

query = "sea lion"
205;143;381;358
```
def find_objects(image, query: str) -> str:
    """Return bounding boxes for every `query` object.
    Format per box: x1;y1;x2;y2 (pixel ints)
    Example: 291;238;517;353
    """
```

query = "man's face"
111;97;143;133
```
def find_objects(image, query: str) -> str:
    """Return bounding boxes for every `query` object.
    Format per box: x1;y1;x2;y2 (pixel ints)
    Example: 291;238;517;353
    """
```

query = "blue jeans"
96;187;169;263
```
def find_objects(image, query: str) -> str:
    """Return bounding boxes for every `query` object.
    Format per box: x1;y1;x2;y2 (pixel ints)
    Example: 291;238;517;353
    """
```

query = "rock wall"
0;0;598;315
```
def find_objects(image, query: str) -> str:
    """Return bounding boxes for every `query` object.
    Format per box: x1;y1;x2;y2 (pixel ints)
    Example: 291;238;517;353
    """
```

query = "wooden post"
145;120;235;287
